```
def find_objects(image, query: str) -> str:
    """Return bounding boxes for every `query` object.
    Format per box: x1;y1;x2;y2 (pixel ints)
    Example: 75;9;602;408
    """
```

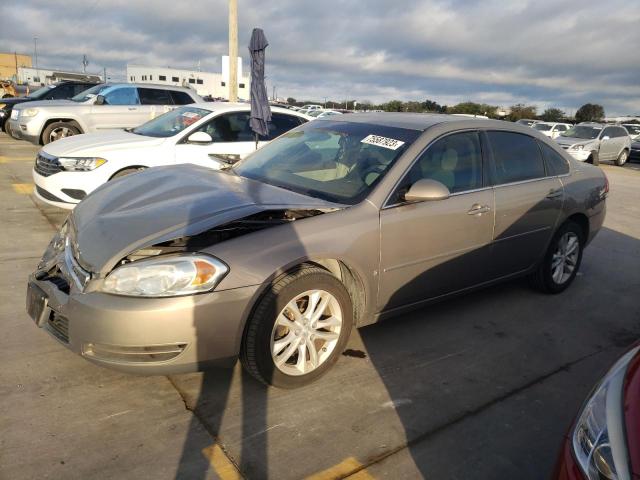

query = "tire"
110;167;146;179
3;120;12;137
615;149;629;166
41;121;81;145
530;221;584;294
241;265;353;388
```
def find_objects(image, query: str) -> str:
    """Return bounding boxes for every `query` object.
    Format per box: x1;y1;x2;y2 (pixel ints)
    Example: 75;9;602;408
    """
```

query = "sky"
1;0;639;116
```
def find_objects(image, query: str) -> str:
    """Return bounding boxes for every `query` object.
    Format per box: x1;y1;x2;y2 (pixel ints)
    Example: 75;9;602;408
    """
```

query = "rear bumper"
27;273;259;374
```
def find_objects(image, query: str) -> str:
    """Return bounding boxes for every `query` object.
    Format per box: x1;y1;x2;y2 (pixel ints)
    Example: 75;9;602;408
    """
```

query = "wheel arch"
40;118;84;144
108;165;148;180
565;212;589;242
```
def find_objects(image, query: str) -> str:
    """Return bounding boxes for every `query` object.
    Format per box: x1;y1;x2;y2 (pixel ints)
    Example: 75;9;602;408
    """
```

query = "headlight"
571;144;585;151
101;254;228;297
572;346;638;480
21;108;39;118
58;157;107;171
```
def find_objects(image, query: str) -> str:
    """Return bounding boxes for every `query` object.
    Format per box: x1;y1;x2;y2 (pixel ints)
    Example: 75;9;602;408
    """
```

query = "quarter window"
539;141;570;176
392;131;483;202
103;86;139;105
487;131;545;184
138;88;173;105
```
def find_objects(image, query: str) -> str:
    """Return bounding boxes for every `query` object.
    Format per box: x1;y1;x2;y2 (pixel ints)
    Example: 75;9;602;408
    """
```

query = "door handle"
546;189;563;199
467;204;491;215
128;107;137;111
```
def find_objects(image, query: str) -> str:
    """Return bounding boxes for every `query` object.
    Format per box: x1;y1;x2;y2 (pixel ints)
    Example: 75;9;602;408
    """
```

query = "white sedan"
32;103;310;209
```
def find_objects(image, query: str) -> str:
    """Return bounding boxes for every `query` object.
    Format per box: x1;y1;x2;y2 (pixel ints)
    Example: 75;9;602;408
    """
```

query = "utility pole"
324;96;327;108
82;54;89;74
103;67;107;83
272;85;276;101
228;0;238;102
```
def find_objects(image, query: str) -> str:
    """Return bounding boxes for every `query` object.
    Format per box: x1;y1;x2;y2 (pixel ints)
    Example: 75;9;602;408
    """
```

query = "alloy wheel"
270;289;343;376
50;126;75;142
551;232;580;285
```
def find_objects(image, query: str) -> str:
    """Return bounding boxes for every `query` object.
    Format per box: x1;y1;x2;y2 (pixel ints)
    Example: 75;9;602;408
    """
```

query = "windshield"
561;125;602;139
308;110;323;117
534;123;552;131
233;120;420;204
131;106;210;137
27;85;55;99
624;125;640;134
71;84;110;102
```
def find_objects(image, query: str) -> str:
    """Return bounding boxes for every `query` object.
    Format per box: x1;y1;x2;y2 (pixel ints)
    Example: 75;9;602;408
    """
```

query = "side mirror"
94;95;105;105
601;135;610;141
404;179;450;203
187;131;213;144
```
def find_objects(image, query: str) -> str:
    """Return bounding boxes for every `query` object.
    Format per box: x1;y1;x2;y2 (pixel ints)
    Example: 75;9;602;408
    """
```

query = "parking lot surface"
1;131;639;480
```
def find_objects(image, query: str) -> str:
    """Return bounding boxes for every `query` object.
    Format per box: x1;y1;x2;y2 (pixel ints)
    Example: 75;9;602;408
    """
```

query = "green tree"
286;97;297;105
423;99;446;113
509;104;538;121
575;103;605;123
384;100;404;112
447;102;498;117
541;108;565;122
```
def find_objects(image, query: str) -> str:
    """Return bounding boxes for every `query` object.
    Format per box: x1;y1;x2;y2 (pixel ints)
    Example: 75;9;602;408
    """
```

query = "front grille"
35;153;63;177
560;145;570;149
47;312;69;344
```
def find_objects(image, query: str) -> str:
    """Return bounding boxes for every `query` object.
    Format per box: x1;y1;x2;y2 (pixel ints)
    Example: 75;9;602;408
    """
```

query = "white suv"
555;123;631;165
8;83;201;145
532;122;572;139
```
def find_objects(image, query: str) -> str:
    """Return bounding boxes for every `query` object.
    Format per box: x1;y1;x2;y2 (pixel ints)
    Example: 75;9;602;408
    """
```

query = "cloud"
0;0;637;115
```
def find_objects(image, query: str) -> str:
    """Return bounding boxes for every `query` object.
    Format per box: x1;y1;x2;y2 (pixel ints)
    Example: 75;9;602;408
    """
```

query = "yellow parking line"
306;457;375;480
12;183;33;195
201;444;243;480
0;155;34;163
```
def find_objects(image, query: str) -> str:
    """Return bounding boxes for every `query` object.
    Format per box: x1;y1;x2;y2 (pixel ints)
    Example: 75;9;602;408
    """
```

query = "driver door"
378;131;495;311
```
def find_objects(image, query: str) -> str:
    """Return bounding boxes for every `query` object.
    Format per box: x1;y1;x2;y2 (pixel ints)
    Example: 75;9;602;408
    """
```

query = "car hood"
70;165;343;274
13;99;76;109
555;136;597;147
42;130;165;157
0;97;34;107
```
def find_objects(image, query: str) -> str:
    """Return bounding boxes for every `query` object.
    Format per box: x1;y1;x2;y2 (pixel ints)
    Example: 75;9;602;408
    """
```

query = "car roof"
181;101;310;117
100;82;196;93
313;112;514;131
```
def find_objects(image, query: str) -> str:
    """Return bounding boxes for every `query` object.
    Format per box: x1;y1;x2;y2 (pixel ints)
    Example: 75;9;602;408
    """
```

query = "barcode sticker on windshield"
361;134;405;150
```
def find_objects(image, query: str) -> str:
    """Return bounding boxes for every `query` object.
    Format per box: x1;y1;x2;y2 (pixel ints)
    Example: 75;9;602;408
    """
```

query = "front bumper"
32;166;108;209
27;272;259;374
8;117;42;144
565;148;592;162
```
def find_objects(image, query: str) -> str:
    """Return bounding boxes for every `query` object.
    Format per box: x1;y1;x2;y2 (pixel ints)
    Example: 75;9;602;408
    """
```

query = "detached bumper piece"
82;342;188;364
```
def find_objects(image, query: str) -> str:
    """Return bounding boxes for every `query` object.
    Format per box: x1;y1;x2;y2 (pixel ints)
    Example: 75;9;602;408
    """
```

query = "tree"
575;103;605;123
384;100;404;112
423;99;446;113
509;104;538;121
286;97;296;105
447;102;498;117
541;108;565;122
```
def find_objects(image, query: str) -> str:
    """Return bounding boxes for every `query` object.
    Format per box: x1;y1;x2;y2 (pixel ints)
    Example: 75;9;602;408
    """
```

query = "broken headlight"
101;254;228;297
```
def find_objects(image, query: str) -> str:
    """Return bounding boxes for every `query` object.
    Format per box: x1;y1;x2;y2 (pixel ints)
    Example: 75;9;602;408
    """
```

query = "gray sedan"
27;114;608;388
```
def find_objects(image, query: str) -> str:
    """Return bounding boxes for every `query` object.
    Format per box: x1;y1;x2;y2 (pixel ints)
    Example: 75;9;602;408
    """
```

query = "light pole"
33;36;39;83
228;0;238;102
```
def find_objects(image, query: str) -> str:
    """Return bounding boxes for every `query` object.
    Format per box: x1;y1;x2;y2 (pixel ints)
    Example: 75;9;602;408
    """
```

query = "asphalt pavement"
1;132;638;480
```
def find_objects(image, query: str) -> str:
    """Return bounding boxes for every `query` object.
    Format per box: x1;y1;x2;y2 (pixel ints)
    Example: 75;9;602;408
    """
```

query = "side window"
138;88;173;105
392;131;483;202
170;91;194;105
556;124;567;132
487;131;545;184
199;112;253;142
539;141;570;176
74;84;92;96
265;113;305;140
601;127;615;139
103;87;139;105
49;84;75;99
616;127;629;138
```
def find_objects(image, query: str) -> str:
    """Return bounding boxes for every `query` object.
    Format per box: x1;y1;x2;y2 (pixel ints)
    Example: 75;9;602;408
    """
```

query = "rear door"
90;86;142;130
379;130;495;310
485;131;563;279
599;127;618;161
137;88;175;123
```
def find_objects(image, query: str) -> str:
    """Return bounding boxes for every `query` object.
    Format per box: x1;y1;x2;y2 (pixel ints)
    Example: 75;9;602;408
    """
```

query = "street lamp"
33;36;39;83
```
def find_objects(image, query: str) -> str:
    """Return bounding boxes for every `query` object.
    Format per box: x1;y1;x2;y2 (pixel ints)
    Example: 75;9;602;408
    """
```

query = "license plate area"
26;282;51;327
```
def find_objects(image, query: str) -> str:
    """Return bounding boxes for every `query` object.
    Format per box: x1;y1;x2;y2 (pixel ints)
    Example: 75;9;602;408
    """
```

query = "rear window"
487;131;546;184
138;88;173;105
170;91;194;105
539;141;570;176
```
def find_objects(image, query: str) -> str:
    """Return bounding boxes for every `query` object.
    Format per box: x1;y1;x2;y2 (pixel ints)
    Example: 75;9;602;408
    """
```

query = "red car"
554;345;640;480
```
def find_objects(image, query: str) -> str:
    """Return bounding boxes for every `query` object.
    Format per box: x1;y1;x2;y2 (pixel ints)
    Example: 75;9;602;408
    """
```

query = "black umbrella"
248;28;271;148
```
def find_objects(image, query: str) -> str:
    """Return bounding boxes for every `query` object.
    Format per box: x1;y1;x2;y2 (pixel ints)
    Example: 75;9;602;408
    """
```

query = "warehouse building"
127;57;250;99
0;52;32;81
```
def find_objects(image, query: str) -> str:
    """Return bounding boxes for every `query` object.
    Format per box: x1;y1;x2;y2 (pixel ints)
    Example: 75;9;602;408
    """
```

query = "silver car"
8;83;202;145
555;123;631;165
26;114;607;388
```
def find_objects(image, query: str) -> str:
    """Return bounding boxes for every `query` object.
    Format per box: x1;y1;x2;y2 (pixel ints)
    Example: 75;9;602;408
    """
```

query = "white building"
127;58;250;100
17;67;102;85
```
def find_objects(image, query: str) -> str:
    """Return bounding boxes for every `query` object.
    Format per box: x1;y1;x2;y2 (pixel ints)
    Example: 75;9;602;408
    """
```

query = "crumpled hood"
42;130;164;157
555;136;595;147
13;99;76;110
70;164;343;274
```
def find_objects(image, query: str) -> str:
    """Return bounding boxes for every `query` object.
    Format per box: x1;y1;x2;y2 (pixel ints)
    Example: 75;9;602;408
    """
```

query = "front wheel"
42;121;81;144
615;150;628;166
530;221;584;294
241;265;353;388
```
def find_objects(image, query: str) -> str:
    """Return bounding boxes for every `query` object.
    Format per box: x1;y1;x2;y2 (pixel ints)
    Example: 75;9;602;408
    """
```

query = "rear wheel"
530;221;584;294
615;149;628;166
42;121;81;144
241;265;353;388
